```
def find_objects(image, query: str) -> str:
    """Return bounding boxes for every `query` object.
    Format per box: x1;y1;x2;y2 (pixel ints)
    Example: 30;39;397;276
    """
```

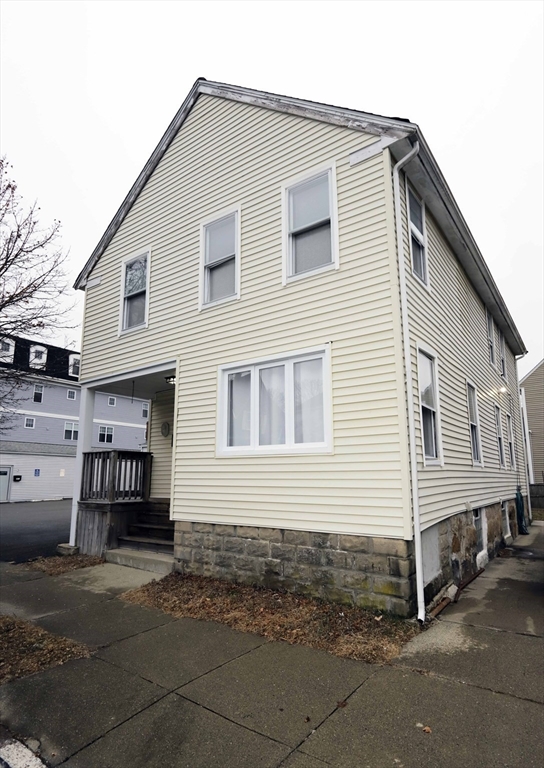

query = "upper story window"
0;338;15;364
498;331;507;379
108;396;116;407
218;347;331;456
506;413;515;469
121;251;149;332
486;310;495;365
407;185;428;285
200;209;239;308
64;421;78;441
466;383;483;466
142;402;149;419
418;348;442;465
29;345;47;369
67;389;77;400
69;354;80;377
33;384;44;403
24;417;35;429
283;166;338;283
99;425;114;444
495;404;505;468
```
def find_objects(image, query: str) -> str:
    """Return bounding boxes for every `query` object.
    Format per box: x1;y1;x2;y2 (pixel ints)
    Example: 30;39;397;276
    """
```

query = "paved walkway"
0;524;543;768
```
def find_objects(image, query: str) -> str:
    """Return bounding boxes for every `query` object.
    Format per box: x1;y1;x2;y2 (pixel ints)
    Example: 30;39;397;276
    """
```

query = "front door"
0;467;12;502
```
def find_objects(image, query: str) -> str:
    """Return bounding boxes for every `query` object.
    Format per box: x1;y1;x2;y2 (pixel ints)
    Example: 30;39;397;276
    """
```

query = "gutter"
392;141;426;623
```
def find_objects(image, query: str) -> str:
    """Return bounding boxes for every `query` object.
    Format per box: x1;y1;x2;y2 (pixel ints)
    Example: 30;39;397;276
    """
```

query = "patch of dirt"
531;508;544;521
0;616;90;684
122;573;420;664
27;555;104;576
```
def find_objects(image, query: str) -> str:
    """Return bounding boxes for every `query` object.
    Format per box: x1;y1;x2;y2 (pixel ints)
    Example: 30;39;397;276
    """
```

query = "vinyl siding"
1;453;75;501
398;168;526;529
148;388;175;498
522;361;544;482
81;95;411;538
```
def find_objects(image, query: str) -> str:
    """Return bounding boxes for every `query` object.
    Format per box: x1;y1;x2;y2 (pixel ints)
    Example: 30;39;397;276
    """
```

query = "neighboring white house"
70;79;530;617
0;336;149;502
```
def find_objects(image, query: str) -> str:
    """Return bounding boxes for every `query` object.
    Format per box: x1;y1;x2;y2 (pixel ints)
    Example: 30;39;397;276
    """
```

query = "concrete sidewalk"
1;526;543;768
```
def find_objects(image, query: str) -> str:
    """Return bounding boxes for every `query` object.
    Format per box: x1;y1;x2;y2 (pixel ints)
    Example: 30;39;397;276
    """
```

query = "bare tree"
0;156;73;428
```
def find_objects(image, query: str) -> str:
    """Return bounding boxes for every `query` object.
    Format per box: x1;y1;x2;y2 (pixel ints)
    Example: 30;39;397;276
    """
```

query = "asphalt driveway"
0;500;71;562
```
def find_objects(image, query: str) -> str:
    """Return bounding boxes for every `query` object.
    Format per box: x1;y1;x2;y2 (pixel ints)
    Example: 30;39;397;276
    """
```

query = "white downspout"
392;141;426;622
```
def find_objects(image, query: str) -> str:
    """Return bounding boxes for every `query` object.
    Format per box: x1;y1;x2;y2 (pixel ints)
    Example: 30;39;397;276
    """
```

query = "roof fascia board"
74;79;414;290
391;136;526;356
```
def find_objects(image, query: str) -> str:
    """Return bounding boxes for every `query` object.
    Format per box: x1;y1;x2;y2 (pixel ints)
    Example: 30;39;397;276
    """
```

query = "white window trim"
67;389;77;400
64;421;78;441
108;397;116;407
68;354;80;378
98;425;115;443
0;338;15;363
466;379;484;467
216;344;332;457
416;342;444;467
142;402;149;418
498;331;507;380
29;344;47;369
24;417;35;429
282;163;339;286
199;204;241;311
406;181;430;290
506;413;516;470
486;309;495;366
33;384;44;403
118;248;151;336
495;404;506;468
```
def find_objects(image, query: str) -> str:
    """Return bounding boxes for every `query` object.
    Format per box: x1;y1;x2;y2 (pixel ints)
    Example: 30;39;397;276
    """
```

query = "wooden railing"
80;451;152;502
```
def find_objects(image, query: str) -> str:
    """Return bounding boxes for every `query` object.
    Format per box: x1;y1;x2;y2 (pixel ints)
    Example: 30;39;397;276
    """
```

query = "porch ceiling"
87;365;176;400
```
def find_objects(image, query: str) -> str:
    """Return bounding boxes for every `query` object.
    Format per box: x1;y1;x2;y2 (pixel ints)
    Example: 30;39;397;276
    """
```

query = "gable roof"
74;78;527;357
520;358;544;385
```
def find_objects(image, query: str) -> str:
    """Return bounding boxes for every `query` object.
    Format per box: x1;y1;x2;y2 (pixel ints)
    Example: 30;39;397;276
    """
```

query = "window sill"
119;323;148;337
216;446;332;458
422;458;443;468
200;293;239;312
412;271;431;292
285;261;337;285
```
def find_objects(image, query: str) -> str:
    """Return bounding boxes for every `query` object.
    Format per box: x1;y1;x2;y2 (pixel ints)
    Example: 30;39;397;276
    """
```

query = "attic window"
29;345;47;369
407;186;428;285
69;354;80;377
0;338;15;364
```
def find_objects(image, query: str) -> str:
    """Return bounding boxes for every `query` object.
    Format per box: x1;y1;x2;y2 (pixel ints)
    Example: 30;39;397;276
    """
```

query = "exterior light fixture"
165;376;176;385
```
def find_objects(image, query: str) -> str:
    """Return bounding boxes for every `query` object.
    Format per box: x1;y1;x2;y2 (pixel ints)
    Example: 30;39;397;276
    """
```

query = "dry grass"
0;616;90;684
27;555;104;576
122;572;420;664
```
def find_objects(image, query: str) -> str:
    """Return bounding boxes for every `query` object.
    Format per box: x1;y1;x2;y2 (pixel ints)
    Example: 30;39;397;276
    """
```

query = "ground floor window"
218;346;331;455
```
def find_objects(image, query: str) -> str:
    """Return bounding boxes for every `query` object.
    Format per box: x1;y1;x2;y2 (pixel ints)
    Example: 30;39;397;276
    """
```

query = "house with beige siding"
70;79;531;618
520;359;544;486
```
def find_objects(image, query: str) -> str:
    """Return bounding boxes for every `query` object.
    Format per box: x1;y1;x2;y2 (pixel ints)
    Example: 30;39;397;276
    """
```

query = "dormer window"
29;345;47;369
0;338;15;364
69;354;80;377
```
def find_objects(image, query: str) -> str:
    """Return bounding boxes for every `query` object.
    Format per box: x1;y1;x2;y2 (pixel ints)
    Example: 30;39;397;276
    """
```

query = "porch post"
69;385;95;546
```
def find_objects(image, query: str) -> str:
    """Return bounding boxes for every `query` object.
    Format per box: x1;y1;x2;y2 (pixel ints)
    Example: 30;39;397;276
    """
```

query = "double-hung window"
495;405;505;468
99;425;114;444
418;349;441;464
407;185;428;285
33;384;44;403
466;383;483;465
219;348;331;455
121;251;149;331
506;413;515;469
142;402;149;419
284;166;338;282
201;209;239;307
486;310;495;365
498;331;507;379
64;421;78;441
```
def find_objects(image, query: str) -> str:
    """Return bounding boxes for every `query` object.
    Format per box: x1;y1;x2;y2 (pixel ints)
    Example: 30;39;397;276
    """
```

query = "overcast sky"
1;0;542;377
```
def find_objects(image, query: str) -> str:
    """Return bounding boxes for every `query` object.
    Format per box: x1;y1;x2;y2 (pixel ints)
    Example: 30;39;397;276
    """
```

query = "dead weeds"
122;572;420;664
27;555;104;576
0;615;90;684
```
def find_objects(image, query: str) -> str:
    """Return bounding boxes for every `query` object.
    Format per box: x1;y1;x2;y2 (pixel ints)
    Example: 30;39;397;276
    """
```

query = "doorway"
0;466;12;502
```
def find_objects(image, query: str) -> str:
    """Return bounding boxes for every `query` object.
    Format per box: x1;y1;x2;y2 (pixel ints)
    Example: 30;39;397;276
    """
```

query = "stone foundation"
173;523;415;616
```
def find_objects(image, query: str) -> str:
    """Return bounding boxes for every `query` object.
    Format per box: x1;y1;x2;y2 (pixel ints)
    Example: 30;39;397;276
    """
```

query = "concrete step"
105;548;175;575
128;523;175;540
117;535;174;555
